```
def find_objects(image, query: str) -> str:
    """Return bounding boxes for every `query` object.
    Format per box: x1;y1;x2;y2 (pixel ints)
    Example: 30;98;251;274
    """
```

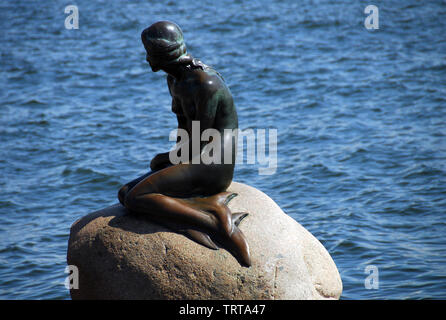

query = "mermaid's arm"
150;100;189;170
195;89;219;132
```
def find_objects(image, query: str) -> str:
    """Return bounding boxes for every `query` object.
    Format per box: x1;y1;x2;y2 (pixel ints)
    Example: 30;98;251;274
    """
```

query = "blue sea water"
1;0;445;299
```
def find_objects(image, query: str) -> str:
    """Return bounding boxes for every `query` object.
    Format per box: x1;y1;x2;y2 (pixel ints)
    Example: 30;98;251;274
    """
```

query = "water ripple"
1;0;446;300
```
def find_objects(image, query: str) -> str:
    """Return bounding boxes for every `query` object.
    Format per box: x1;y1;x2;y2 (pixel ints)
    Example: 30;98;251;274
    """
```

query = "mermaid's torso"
166;63;238;192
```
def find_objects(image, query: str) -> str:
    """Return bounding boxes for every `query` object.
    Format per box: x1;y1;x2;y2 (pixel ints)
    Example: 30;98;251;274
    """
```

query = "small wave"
301;19;342;30
301;163;347;179
339;147;367;162
402;164;444;180
20;99;46;106
25;119;49;126
0;244;32;255
331;238;364;253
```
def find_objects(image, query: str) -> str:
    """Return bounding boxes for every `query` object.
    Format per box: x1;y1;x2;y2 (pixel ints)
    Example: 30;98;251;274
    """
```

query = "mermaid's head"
141;21;190;72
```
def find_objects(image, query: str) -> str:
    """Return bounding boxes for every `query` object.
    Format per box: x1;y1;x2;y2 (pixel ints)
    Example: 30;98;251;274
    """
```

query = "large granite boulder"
67;182;342;299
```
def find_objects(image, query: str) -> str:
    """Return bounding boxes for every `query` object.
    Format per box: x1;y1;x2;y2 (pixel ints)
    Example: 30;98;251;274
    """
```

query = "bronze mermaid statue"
118;21;251;267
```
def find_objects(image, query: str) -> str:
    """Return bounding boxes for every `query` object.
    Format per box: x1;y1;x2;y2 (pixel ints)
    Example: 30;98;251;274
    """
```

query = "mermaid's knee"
124;182;157;210
124;190;166;215
118;185;128;206
123;188;138;209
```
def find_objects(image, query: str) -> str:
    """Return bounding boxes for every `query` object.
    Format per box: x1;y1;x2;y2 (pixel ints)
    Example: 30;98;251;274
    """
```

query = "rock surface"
67;182;342;299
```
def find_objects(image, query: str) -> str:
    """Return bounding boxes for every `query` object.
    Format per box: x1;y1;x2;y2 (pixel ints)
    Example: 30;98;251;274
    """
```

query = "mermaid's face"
142;37;163;72
145;53;161;72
